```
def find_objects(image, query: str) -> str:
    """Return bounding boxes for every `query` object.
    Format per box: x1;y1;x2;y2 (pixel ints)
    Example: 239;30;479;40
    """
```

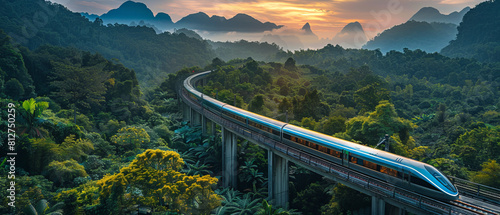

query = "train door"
342;150;349;167
402;168;411;185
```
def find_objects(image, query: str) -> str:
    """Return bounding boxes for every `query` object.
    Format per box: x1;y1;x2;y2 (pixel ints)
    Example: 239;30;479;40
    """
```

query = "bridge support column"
201;116;207;135
268;151;289;209
211;121;216;135
183;103;191;122
222;128;237;188
372;196;385;215
191;109;202;126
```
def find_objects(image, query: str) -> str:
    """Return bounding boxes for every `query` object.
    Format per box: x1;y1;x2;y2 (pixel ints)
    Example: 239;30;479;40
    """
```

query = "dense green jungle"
1;0;500;214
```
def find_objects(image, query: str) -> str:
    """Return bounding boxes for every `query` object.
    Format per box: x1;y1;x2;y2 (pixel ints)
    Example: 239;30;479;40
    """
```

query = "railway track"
449;200;499;215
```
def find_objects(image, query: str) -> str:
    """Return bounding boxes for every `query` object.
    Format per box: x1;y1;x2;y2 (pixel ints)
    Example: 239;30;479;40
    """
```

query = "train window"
318;145;328;153
410;174;438;191
350;156;357;164
272;129;280;136
424;165;457;192
310;142;317;149
380;166;398;177
329;150;341;158
283;133;291;140
363;160;378;171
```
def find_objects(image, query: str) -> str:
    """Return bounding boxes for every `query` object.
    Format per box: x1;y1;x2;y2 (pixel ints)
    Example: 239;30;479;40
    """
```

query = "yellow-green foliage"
54;181;100;207
345;100;416;148
472;160;500;188
44;159;88;186
409;146;430;161
111;126;150;150
29;136;94;173
60;135;94;162
97;149;221;214
452;126;500;171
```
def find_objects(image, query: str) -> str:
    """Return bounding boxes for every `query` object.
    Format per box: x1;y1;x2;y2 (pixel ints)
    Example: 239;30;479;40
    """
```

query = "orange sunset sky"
49;0;482;39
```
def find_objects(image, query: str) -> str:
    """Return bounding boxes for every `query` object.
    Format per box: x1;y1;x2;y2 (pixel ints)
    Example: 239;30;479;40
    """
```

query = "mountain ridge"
409;6;470;25
363;20;457;53
88;1;282;33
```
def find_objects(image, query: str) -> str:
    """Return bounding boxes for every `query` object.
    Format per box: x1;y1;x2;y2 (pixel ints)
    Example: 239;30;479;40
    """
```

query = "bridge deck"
181;73;499;215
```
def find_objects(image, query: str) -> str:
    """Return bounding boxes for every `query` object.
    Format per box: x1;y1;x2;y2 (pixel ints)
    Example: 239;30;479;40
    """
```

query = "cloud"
439;0;477;5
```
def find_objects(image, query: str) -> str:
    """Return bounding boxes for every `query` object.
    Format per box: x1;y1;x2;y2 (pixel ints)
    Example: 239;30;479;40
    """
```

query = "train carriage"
183;71;459;201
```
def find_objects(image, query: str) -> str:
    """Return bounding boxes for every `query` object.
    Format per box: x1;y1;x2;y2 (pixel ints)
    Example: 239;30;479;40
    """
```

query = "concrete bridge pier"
201;116;207;134
191;108;202;125
210;120;216;135
268;150;289;209
222;128;237;188
183;103;191;122
372;196;385;215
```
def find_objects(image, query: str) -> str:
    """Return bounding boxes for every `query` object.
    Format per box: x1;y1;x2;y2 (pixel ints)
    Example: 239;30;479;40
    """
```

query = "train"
183;70;459;201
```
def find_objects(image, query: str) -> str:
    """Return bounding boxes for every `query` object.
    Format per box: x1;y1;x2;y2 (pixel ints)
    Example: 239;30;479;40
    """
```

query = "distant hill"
331;22;367;49
409;7;470;25
89;1;174;31
363;21;457;53
174;28;204;41
441;0;500;63
209;40;282;62
100;1;155;22
89;1;282;33
176;12;282;32
0;0;215;87
301;23;314;35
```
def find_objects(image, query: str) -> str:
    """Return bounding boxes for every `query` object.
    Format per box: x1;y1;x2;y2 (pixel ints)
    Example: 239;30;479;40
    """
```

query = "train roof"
283;124;457;197
223;105;286;131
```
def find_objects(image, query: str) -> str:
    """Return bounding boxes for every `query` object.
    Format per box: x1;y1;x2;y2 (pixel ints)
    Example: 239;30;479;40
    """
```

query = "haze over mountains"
82;1;282;33
410;7;470;25
81;0;370;50
441;0;500;62
78;0;480;54
363;6;469;53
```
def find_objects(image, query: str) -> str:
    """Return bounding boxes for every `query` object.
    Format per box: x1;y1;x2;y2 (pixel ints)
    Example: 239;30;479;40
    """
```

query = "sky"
49;0;482;39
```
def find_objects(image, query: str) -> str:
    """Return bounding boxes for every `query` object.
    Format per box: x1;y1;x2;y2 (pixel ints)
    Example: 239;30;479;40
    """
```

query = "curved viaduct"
178;71;500;215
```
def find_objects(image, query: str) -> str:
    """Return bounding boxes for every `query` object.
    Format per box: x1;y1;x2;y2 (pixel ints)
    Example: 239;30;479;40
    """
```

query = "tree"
110;126;150;152
44;159;88;187
249;94;265;113
50;62;109;122
353;82;390;113
284;57;297;71
292;182;330;215
97;149;221;214
18;98;49;137
321;184;370;215
4;78;24;100
452;126;500;170
257;199;299;215
345;100;415;147
471;160;500;188
321;116;346;135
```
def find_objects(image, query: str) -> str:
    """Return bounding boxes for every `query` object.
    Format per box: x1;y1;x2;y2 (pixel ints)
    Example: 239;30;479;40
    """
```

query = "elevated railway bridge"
178;71;500;215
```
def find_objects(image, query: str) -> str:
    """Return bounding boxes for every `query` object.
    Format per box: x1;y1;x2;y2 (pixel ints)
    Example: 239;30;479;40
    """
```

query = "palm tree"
18;98;49;137
183;160;213;176
239;159;266;193
256;199;301;215
225;193;261;215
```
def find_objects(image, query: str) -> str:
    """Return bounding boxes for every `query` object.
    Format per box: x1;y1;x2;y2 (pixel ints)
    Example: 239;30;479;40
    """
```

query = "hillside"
409;7;470;25
363;21;457;53
0;0;215;88
332;21;368;49
441;0;500;63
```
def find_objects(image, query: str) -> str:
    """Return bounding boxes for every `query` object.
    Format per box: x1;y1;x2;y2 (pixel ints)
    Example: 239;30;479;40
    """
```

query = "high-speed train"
183;71;459;201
